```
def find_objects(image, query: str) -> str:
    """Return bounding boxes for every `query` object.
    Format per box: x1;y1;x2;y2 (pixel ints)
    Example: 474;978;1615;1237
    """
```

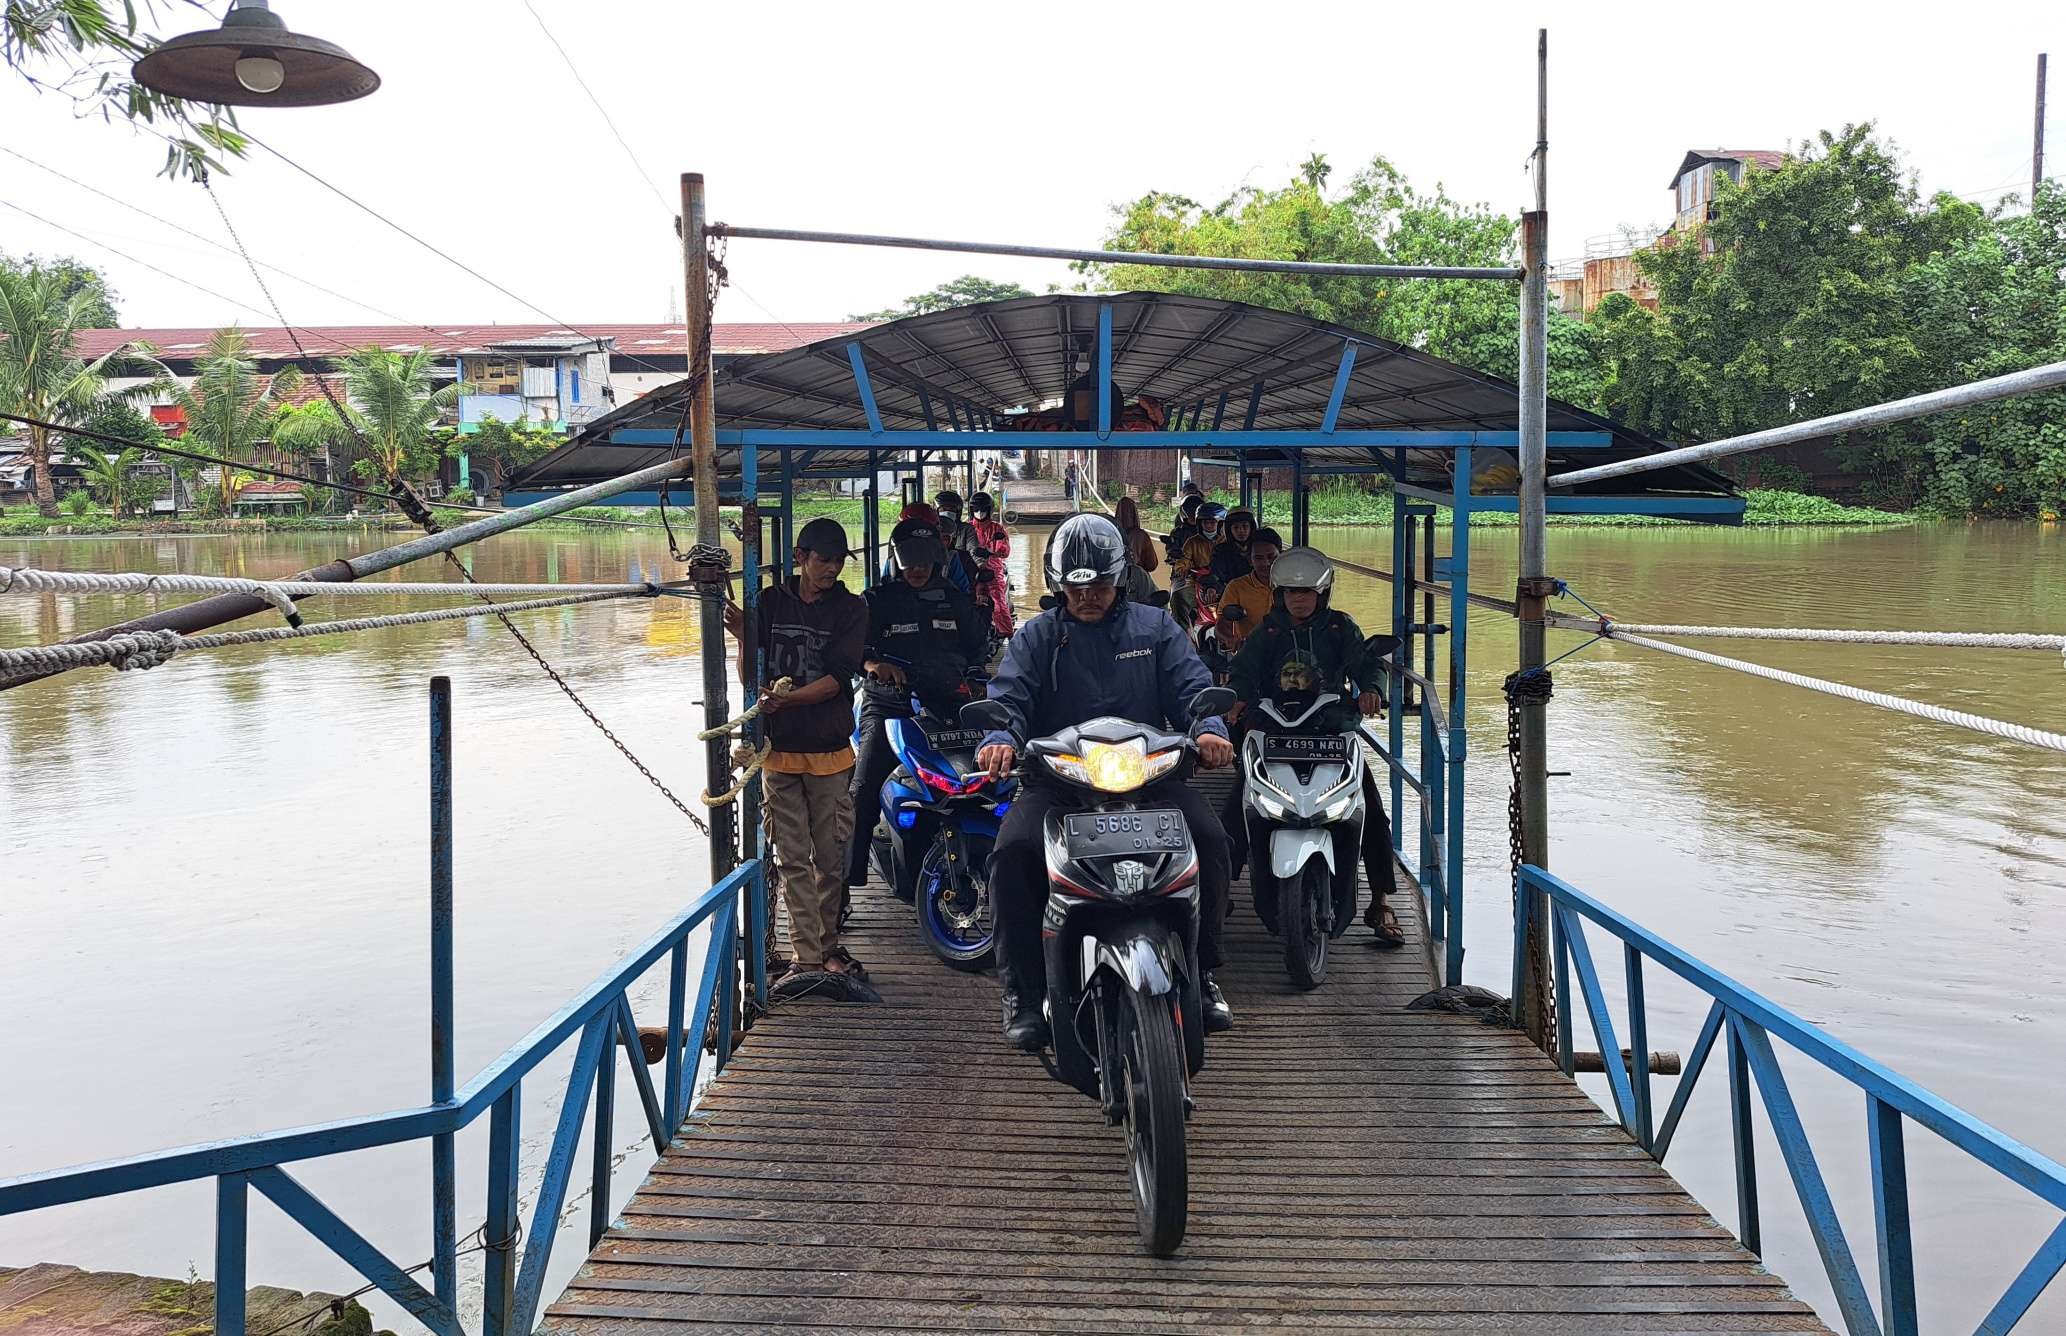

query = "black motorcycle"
962;685;1234;1257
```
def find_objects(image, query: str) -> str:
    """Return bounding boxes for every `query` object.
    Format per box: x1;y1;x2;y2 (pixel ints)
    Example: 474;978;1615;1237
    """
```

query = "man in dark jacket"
1222;546;1404;947
846;518;990;888
1209;507;1258;586
976;514;1237;1050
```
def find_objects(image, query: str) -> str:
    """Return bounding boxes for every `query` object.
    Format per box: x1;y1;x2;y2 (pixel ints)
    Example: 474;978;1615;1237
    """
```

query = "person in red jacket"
965;491;1014;641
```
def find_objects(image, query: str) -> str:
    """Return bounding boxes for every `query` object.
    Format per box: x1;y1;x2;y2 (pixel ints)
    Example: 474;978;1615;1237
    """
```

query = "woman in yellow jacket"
1213;527;1282;656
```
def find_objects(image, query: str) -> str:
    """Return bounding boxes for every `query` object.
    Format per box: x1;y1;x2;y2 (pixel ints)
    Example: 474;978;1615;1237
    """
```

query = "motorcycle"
864;661;1011;969
1190;578;1230;680
961;684;1234;1257
1237;644;1390;988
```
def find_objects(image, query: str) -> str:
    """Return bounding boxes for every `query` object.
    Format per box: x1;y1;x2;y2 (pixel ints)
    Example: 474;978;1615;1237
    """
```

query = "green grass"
1172;483;1912;530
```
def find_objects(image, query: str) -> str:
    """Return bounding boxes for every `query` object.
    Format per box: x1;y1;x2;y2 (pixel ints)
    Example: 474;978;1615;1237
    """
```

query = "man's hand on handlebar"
1359;690;1384;717
1197;732;1234;769
978;742;1016;779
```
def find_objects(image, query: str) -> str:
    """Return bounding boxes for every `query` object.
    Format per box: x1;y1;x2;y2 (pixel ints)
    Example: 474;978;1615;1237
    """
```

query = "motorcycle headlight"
1050;740;1180;793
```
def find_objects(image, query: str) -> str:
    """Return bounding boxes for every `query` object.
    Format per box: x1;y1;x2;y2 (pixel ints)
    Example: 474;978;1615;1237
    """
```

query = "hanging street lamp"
132;1;379;108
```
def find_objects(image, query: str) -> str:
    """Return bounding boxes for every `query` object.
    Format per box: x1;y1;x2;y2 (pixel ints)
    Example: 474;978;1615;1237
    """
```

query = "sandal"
1364;900;1406;949
822;946;869;981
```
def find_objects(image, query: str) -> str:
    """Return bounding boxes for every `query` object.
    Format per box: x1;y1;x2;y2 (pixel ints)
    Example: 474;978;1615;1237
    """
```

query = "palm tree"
0;266;160;516
72;443;140;516
274;347;462;491
154;328;301;514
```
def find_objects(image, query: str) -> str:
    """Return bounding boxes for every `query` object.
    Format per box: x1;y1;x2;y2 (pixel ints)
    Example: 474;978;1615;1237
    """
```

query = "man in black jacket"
846;517;990;889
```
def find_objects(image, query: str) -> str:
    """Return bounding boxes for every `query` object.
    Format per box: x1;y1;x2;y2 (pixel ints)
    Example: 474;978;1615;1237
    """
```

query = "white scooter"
1238;688;1369;989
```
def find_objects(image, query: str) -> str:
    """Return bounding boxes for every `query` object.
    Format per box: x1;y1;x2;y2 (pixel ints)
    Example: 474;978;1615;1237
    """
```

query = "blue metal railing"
1520;866;2066;1336
0;680;768;1336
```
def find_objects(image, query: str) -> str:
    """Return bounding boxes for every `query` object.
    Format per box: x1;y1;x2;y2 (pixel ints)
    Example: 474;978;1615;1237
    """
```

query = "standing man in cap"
725;516;870;986
846;516;989;892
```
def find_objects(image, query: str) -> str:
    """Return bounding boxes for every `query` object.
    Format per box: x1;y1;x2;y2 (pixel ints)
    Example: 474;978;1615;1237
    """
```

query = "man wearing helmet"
1222;546;1406;948
977;513;1239;1049
1171;501;1226;627
1210;507;1259;587
1164;490;1206;567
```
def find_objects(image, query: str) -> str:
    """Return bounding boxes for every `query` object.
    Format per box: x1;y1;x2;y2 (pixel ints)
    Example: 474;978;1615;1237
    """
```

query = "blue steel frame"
1520;866;2066;1336
0;685;769;1336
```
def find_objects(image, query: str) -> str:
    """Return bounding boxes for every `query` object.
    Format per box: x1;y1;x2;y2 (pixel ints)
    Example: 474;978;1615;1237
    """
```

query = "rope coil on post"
697;676;793;740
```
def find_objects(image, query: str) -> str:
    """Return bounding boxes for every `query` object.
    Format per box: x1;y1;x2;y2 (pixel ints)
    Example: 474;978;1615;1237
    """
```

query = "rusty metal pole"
2038;53;2050;205
684;173;736;880
1514;29;1556;1052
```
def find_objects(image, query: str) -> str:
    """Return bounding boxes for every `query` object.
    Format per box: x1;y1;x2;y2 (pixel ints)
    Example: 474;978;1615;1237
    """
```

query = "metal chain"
1502;668;1556;1055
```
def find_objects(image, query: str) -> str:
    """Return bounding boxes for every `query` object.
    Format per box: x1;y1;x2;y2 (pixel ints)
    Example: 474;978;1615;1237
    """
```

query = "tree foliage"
71;441;161;515
274;347;462;487
3;0;249;179
153;327;301;511
0;250;120;325
1594;124;2064;517
446;416;561;497
851;275;1034;322
1088;154;1607;409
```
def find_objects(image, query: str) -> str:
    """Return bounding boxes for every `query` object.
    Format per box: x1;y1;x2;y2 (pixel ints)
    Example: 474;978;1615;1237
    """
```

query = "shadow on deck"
547;813;1824;1333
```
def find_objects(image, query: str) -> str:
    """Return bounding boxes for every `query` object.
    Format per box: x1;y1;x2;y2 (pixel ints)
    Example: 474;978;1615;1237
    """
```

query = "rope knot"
1501;668;1554;707
105;630;184;672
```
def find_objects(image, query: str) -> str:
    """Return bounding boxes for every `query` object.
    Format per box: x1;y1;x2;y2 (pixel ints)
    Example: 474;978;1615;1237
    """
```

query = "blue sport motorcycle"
865;666;1014;970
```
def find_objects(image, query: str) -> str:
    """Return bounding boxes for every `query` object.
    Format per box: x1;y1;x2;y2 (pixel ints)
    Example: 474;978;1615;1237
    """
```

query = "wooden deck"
547;798;1827;1333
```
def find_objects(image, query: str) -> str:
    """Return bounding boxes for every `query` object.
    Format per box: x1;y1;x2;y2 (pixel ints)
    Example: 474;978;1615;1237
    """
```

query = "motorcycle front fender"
1080;928;1183;997
1270;826;1335;881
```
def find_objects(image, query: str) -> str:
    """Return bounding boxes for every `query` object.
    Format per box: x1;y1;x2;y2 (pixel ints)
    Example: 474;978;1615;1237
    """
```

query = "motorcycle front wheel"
1118;985;1189;1256
915;834;994;971
1282;859;1330;990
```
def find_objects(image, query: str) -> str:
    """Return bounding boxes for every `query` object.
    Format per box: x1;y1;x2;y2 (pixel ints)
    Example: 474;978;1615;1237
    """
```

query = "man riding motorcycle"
1171;501;1226;627
1210;507;1258;587
1164;491;1206;567
847;518;990;889
978;514;1238;1049
1221;547;1406;948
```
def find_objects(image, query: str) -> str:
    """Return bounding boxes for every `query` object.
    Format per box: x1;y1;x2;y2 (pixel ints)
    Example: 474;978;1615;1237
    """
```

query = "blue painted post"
846;343;884;435
1291;452;1307;547
1626;945;1654;1149
740;430;765;1015
713;927;737;1073
917;387;937;431
663;938;687;1135
1553;907;1574;1075
1727;1017;1762;1256
1211;391;1229;431
1319;341;1358;434
864;450;879;588
779;452;795;584
1388;475;1406;852
427;678;457;1310
1423;696;1442;937
483;1087;520;1336
1868;1096;1918;1336
215;1174;247;1336
1242;381;1264;431
1095;304;1113;438
589;1028;614;1249
1445;449;1469;986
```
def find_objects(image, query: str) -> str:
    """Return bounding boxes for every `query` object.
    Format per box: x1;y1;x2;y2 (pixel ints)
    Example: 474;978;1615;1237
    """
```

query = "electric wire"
520;0;671;215
0;198;274;323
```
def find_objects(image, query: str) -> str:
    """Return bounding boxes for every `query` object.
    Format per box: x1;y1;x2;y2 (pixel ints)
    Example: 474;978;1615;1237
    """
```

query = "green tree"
71;442;161;516
153;327;302;513
851;275;1035;322
448;416;561;498
0;259;159;514
3;0;248;179
0;251;119;325
274;347;463;489
1090;154;1606;409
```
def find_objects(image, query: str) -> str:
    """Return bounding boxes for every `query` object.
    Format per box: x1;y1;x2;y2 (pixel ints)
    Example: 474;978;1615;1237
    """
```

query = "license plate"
1063;809;1189;860
1264;734;1350;762
924;728;985;752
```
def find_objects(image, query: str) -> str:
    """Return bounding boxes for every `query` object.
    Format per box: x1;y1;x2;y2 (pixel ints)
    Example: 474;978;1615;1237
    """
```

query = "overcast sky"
2;1;2060;334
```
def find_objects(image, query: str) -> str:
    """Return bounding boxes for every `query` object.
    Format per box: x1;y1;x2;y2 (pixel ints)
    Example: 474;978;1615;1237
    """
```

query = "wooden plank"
546;862;1827;1335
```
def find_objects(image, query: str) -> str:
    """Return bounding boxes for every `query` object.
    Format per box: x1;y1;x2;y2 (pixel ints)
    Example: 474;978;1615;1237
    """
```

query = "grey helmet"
1044;513;1129;596
1269;546;1336;611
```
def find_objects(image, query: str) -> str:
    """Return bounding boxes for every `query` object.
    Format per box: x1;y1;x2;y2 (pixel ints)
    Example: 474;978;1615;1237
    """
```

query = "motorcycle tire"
1282;859;1330;990
916;834;994;971
1119;986;1189;1256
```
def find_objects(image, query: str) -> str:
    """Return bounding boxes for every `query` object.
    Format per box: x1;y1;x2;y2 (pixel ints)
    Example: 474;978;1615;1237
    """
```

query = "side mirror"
1364;634;1401;660
1188;685;1236;720
1223;605;1248;622
1148;590;1172;608
1038;594;1059;611
960;699;1012;733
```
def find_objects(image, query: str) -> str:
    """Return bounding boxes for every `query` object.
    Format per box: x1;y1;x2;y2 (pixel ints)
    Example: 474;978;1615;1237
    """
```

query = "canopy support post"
683;170;737;888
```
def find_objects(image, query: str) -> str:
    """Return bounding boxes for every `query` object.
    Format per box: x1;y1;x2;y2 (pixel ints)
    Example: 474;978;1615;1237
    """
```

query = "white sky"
2;1;2061;333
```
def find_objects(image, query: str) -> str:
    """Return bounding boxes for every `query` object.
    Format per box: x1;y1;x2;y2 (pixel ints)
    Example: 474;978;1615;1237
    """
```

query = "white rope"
1545;612;2065;653
1593;628;2066;756
0;566;663;601
0;591;649;680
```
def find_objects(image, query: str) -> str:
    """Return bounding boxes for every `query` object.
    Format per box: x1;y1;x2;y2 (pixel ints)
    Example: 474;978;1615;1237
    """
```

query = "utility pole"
683;172;736;879
1513;28;1555;1053
2037;53;2049;205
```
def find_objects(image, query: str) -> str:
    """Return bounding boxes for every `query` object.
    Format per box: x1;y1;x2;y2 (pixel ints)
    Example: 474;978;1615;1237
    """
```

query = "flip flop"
1364;902;1406;949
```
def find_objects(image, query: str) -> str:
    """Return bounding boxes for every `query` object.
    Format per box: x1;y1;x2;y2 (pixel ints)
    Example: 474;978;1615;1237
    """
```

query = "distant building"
455;334;613;434
1669;148;1786;245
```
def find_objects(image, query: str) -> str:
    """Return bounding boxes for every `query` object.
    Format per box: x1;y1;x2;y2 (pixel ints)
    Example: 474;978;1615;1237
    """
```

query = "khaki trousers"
761;765;854;966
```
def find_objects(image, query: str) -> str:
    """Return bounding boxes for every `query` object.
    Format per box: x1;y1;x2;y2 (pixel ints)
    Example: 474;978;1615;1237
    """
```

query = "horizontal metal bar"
1548;358;2066;488
1523;867;2066;1213
713;223;1524;280
613;429;1617;449
1393;482;1747;518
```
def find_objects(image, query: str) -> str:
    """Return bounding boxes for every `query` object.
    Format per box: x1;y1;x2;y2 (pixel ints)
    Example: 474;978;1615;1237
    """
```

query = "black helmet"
934;489;964;515
969;491;996;518
1226;507;1257;536
1197;502;1227;529
1179;493;1206;519
1044;513;1128;595
890;518;945;569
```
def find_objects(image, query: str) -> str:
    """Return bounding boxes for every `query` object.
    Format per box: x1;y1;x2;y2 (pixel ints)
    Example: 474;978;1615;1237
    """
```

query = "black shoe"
1203;976;1234;1034
1001;991;1050;1051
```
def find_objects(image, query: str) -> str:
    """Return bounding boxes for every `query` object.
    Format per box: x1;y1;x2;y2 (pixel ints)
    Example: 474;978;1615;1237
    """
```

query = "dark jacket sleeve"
823;592;868;683
983;613;1050;748
1154;609;1228;740
951;586;988;663
860;586;887;663
1335;613;1384;694
1226;622;1270;704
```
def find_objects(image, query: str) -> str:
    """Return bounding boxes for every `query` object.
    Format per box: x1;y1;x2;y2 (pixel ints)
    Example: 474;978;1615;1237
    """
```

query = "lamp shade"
132;3;379;108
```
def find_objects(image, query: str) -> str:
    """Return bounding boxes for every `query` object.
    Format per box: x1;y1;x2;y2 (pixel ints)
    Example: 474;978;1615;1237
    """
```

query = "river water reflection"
3;521;2062;1331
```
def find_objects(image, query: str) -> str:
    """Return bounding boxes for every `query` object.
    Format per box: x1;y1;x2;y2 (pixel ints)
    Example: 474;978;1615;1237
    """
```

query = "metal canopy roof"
510;292;1737;508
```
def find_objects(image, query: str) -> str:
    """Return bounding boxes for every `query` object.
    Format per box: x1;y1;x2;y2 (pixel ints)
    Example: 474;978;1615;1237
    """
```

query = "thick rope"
1545;612;2065;653
1600;629;2066;755
0;591;650;680
701;739;771;807
696;676;793;739
0;566;663;601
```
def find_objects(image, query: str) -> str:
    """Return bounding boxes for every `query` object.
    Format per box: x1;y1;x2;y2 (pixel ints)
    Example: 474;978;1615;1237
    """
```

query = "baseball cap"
795;516;854;560
890;518;945;567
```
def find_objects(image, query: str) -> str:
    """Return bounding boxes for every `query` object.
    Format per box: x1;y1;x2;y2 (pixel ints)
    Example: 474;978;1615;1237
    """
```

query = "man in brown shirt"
725;517;869;987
